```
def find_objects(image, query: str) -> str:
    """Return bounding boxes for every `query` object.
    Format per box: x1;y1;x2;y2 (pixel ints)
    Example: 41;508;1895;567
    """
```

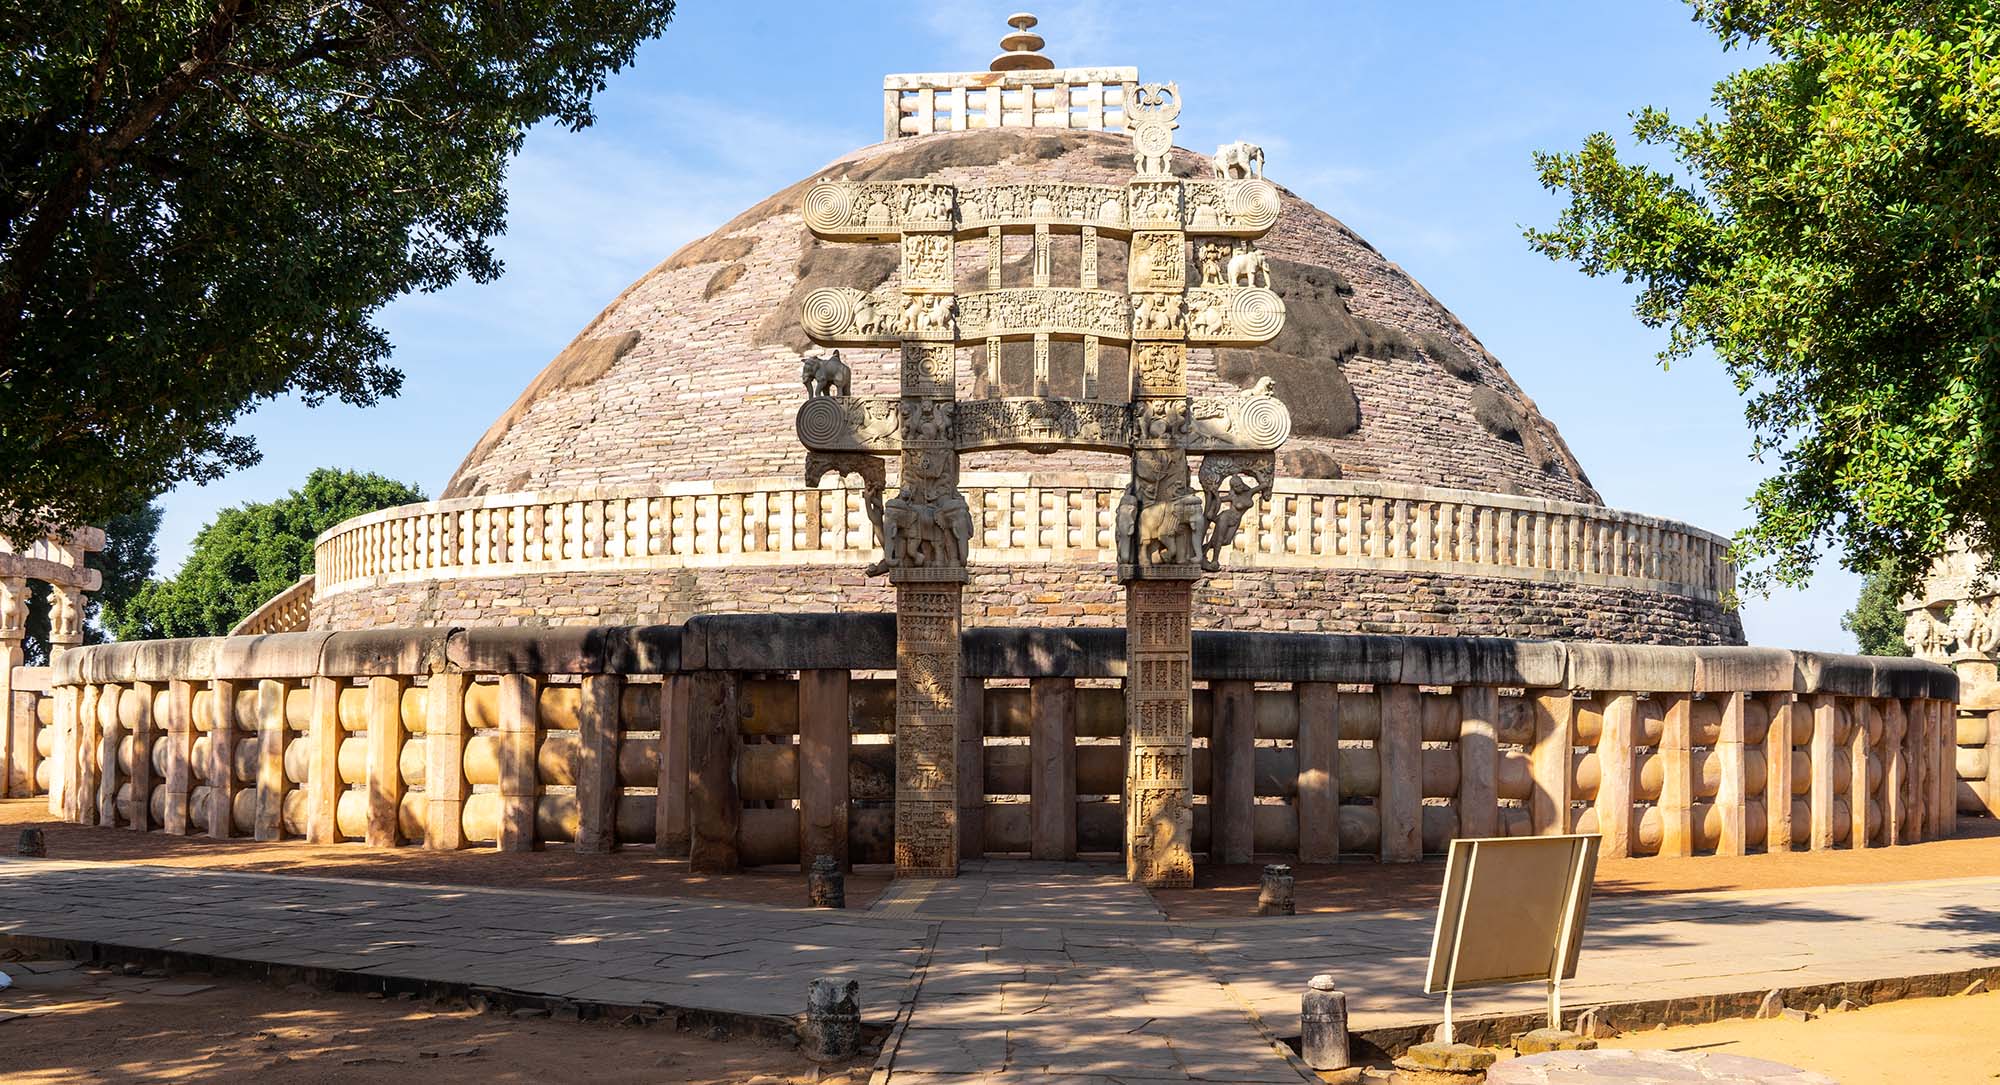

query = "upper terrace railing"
312;477;1736;603
882;67;1139;140
32;618;1964;870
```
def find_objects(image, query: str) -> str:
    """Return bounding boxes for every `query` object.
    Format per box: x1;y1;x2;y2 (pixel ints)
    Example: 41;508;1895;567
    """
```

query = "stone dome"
444;128;1597;503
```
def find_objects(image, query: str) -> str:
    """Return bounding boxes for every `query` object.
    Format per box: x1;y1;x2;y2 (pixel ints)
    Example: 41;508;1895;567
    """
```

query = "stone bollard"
801;978;860;1061
808;854;845;909
17;829;45;857
1301;974;1350;1070
1256;863;1294;916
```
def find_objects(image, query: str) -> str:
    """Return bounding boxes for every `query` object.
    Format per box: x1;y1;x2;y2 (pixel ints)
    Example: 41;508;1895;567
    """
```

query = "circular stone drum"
1488;1049;1836;1085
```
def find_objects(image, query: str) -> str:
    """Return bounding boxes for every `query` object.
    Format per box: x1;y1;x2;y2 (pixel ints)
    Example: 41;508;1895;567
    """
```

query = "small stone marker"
802;977;860;1061
1390;1040;1495;1085
1755;989;1785;1019
1301;974;1349;1070
808;854;845;909
16;829;44;857
1256;863;1294;916
1513;1027;1593;1055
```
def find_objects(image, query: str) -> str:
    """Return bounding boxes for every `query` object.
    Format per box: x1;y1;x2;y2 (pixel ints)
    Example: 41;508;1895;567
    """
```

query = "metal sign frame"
1422;834;1600;1043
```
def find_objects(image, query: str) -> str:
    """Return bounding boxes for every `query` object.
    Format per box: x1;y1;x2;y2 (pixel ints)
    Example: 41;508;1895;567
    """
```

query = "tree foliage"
20;501;160;665
1527;1;2000;594
1844;562;1914;656
0;0;675;540
107;468;422;639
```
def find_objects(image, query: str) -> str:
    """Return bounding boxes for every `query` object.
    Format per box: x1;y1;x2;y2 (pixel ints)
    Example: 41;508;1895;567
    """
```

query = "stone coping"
50;618;1956;700
311;475;1737;603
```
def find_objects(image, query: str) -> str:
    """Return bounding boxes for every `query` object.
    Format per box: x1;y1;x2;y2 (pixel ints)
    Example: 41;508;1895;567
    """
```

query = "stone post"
800;669;851;870
1029;676;1077;860
687;670;742;871
254;679;288;841
1658;693;1694;858
1528;691;1573;836
163;679;196;836
1297;682;1341;862
1301;975;1350;1072
424;672;470;851
1256;863;1294;915
96;684;122;827
1125;578;1194;886
957;674;985;861
305;676;342;844
1378;683;1422;861
1211;679;1256;865
46;684;71;817
365;675;407;848
208;679;239;838
1809;694;1837;850
656;673;691;856
1716;691;1748;857
73;684;99;825
802;978;861;1061
1594;693;1636;858
128;681;157;832
1883;698;1908;845
894;578;962;877
576;673;621;854
0;576;23;799
1850;698;1874;849
497;673;540;853
1766;695;1795;853
12;689;38;800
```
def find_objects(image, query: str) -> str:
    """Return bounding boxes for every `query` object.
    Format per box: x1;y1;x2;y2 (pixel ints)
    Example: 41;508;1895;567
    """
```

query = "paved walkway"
0;857;1996;1083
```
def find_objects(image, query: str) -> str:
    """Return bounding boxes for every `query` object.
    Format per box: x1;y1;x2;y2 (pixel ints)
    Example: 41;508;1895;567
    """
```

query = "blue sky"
153;0;1865;651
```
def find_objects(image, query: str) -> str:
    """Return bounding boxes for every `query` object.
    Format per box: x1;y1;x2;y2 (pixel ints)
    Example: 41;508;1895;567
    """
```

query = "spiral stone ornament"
800;288;855;341
1230;288;1285;341
803;182;855;233
1236;395;1291;448
796;398;851;448
1228;180;1281;231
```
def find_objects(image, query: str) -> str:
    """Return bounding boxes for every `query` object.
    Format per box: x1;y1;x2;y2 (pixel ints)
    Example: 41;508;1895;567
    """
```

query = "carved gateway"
795;70;1286;886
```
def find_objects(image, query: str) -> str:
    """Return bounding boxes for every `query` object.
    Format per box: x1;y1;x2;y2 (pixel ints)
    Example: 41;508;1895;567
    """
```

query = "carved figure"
873;450;969;575
1139;492;1205;566
1128;83;1181;177
1213;140;1265;180
1198;242;1226;287
903;399;951;443
904;294;954;335
1906;606;1952;661
1227;241;1271;289
853;294;882;336
1199;453;1276;571
1247;375;1275;397
801;350;850;398
1116;487;1138;566
1188;293;1227;336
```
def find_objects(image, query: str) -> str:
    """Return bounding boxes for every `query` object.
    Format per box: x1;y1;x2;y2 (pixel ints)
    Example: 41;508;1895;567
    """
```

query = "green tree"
1844;563;1914;656
0;1;675;541
1527;1;2000;595
21;501;161;665
107;468;423;639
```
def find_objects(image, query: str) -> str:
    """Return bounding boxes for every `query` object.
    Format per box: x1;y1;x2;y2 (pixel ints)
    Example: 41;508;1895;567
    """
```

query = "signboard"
1423;834;1599;1041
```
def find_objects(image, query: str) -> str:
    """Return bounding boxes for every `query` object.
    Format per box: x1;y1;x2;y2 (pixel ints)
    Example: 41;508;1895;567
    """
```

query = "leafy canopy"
1843;562;1914;656
106;467;423;639
1527;1;2000;594
0;0;675;540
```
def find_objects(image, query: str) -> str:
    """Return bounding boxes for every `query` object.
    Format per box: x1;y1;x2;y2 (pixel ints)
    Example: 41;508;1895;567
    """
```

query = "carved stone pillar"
47;583;83;654
894;577;962;876
0;577;24;799
1126;579;1194;886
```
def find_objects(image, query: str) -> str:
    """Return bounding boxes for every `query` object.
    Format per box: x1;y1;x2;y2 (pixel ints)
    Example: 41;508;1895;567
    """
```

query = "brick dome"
443;128;1598;503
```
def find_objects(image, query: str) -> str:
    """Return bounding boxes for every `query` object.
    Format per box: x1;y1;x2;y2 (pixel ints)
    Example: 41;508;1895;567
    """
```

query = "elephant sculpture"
1138;491;1205;566
1227;243;1271;289
1212;140;1264;180
801;350;850;397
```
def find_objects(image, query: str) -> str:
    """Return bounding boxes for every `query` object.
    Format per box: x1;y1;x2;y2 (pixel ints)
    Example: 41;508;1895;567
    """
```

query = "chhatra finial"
990;12;1055;71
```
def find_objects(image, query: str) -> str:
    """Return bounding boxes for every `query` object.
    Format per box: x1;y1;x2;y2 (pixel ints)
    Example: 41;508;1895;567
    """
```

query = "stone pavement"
0;858;1996;1083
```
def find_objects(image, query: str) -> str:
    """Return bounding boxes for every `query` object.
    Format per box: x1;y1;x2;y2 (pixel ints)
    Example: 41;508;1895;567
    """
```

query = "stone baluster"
1850;698;1875;848
161;680;195;834
365;676;408;848
425;672;470;850
126;681;157;831
576;673;621;853
69;684;98;824
1716;691;1748;856
253;680;288;841
306;677;342;843
1594;693;1637;858
1766;695;1796;852
207;679;238;837
497;673;541;853
1809;694;1837;850
1528;691;1573;835
1882;699;1908;845
1657;694;1694;857
95;684;122;827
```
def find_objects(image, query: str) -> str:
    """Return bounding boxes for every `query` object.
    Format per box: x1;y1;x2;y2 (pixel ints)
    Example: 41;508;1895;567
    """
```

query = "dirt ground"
0;800;890;909
1159;817;2000;920
0;955;868;1084
1603;988;2000;1084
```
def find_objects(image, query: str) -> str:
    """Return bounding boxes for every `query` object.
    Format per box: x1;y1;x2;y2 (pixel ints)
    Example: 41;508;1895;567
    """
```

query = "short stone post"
801;978;860;1061
1256;863;1294;916
17;827;45;857
1300;974;1349;1071
808;854;845;908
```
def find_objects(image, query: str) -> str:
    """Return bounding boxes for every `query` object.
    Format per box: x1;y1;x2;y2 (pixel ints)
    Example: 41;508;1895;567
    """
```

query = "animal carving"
1212;141;1264;180
1138;492;1205;566
801;350;850;397
1227;243;1271;289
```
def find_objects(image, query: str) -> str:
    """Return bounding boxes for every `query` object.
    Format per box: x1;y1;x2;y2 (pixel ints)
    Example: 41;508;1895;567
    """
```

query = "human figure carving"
1115;487;1138;566
1212;141;1264;180
1198;242;1226;287
1228;241;1271;288
801;350;850;397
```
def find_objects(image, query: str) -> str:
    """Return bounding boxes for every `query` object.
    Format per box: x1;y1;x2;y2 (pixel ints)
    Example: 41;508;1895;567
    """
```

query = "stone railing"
313;476;1736;604
883;66;1139;139
39;619;1956;868
229;575;315;637
4;666;48;799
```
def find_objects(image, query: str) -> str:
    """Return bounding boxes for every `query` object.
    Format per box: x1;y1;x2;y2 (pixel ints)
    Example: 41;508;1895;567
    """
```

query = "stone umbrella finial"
990;12;1055;71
